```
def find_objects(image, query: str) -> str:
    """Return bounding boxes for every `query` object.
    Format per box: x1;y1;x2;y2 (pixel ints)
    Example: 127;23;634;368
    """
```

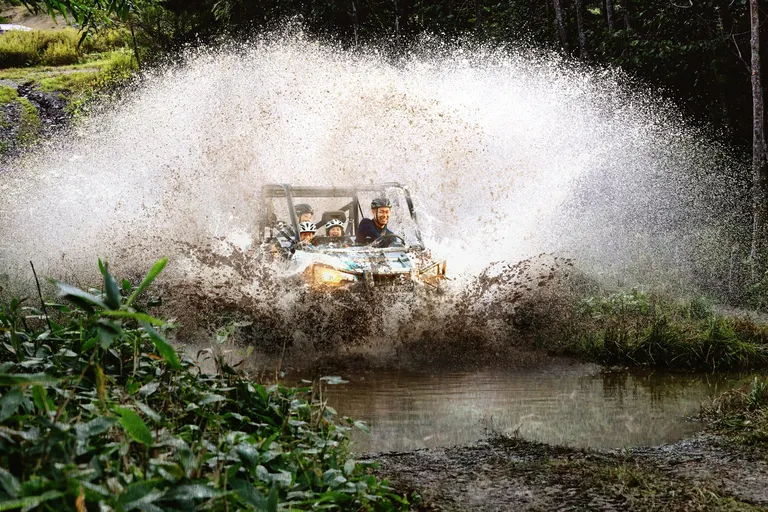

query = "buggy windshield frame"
259;183;423;246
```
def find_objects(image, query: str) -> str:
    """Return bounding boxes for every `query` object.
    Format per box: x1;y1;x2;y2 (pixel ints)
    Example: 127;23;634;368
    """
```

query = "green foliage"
0;86;19;106
0;28;129;69
704;376;768;445
40;39;79;65
559;289;768;370
0;258;412;511
16;96;40;143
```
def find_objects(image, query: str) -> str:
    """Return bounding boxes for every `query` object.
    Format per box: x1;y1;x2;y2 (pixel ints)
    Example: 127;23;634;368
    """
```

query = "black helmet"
294;203;314;216
371;197;391;209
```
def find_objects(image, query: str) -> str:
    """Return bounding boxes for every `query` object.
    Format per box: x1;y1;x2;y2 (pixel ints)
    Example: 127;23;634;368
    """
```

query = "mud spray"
0;31;746;369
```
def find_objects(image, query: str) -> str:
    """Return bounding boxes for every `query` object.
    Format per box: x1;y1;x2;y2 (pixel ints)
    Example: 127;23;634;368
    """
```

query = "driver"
356;197;395;244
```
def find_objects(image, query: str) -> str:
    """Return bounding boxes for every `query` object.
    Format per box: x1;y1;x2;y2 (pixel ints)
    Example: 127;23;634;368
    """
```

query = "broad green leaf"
31;386;48;413
353;420;370;434
0;373;59;387
53;281;108;312
0;490;64;511
121;279;132;293
140;323;180;370
198;393;226;405
126;257;167;307
135;402;162;423
231;479;266;509
98;259;121;310
266;483;278;512
117;480;165;510
75;416;117;440
162;483;222;501
115;407;153;445
137;381;159;397
101;310;164;326
0;468;20;498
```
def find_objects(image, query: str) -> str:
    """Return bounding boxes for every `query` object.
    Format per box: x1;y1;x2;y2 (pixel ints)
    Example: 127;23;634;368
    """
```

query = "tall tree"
475;0;484;32
575;0;588;58
620;0;632;31
552;0;569;52
750;0;768;276
605;0;615;31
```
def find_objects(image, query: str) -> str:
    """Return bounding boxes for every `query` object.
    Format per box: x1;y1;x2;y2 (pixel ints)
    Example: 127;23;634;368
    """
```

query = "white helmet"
325;219;344;231
299;222;317;234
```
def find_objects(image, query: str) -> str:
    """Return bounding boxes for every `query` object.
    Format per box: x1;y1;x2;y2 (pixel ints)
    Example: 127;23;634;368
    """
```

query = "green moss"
0;86;19;105
39;70;100;94
17;96;40;144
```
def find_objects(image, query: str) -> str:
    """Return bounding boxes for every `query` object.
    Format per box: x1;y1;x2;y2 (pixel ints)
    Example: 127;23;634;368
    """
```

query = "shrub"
0;27;128;69
40;40;79;66
0;31;41;67
84;28;130;53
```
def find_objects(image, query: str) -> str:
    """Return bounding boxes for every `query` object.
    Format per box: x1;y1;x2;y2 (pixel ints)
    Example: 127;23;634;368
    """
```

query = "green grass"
0;258;415;511
16;96;40;143
0;85;19;105
704;376;768;445
545;289;768;371
0;27;130;68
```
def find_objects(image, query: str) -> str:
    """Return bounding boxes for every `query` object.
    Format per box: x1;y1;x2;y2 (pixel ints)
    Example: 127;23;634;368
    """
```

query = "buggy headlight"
310;266;357;286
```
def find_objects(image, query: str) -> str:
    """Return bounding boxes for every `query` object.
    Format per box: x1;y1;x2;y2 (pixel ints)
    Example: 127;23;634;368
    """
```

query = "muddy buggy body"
257;183;446;290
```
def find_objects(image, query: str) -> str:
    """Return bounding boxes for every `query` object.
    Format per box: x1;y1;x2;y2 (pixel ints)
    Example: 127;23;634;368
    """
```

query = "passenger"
294;203;314;223
356;197;395;244
325;219;345;238
298;222;317;243
276;203;314;243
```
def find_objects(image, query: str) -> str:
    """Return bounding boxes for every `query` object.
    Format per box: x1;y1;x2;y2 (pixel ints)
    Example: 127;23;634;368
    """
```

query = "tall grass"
0;27;129;68
545;288;768;370
704;376;768;444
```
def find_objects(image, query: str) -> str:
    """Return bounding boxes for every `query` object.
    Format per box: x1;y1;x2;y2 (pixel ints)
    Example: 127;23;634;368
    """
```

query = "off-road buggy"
257;183;447;290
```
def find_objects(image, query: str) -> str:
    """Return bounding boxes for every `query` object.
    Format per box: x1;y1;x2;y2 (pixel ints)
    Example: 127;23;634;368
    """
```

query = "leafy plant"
0;258;412;511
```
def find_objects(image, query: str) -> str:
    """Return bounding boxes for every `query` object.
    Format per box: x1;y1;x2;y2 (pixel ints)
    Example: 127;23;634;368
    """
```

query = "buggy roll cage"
259;182;424;246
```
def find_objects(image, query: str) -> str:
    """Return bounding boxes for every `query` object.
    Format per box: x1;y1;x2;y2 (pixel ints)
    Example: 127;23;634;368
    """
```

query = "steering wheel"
370;234;407;248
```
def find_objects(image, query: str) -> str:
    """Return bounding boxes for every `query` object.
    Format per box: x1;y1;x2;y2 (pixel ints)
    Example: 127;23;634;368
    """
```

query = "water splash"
0;32;743;364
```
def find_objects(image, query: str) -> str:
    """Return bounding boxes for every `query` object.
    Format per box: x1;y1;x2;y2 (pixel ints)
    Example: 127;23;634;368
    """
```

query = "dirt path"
370;435;768;511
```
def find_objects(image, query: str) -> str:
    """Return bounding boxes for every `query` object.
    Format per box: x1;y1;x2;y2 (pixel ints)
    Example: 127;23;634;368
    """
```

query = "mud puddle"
320;366;753;452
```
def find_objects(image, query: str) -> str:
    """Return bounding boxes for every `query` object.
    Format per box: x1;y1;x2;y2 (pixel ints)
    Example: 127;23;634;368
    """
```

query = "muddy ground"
369;434;768;511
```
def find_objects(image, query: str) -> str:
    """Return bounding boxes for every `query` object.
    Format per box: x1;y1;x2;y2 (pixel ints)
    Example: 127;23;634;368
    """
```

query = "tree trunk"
552;0;569;53
475;0;484;32
750;0;768;277
619;0;632;31
352;0;359;46
575;0;588;58
605;0;615;31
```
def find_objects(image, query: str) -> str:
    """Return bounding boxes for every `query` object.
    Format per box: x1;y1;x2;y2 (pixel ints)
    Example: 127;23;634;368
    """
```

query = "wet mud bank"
369;434;768;511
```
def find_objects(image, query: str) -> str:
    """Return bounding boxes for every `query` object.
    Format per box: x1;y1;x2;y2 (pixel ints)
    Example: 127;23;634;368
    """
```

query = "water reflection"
319;366;750;452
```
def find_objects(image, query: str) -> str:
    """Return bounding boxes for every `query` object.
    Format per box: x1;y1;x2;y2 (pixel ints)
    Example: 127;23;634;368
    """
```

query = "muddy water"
320;366;749;452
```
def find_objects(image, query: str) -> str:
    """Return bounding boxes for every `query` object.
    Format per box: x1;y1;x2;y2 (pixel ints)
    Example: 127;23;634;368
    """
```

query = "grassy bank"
534;287;768;371
0;259;414;510
704;376;768;445
0;27;138;156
